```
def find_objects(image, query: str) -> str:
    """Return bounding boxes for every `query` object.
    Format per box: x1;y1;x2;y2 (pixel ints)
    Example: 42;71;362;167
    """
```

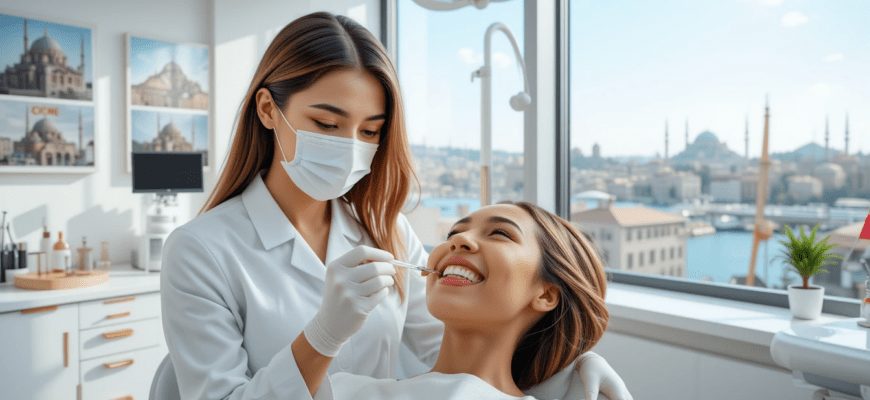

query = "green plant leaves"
776;223;842;279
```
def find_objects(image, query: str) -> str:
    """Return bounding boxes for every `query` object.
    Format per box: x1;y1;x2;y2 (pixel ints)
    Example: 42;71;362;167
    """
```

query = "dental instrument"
389;259;440;275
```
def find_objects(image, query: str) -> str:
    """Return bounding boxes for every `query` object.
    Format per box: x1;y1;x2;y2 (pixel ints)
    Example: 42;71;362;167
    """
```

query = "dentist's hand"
303;245;396;357
577;351;633;400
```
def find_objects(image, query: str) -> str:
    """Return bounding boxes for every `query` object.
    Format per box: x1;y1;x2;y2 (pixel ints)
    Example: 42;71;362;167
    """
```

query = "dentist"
161;11;632;400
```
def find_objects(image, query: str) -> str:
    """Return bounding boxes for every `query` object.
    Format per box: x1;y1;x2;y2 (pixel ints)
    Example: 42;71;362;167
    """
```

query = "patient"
311;201;610;399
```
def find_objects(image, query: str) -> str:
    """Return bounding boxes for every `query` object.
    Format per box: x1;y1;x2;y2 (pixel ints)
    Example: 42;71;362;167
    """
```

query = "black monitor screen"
132;152;204;193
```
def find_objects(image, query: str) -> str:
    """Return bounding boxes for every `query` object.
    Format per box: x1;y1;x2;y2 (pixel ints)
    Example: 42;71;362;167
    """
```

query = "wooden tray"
13;269;109;290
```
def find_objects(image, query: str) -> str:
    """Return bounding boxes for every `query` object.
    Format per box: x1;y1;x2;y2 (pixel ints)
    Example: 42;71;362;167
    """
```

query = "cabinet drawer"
80;292;160;329
80;345;166;400
80;318;161;361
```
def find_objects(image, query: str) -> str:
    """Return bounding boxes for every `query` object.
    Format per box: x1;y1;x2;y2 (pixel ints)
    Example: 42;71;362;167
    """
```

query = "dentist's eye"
491;229;512;239
361;130;379;138
315;120;337;130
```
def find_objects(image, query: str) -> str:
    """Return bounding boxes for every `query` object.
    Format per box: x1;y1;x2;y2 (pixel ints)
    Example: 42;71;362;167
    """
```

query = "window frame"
384;0;860;318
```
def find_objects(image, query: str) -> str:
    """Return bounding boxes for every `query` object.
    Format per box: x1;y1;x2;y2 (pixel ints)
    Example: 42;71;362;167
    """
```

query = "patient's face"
425;204;545;328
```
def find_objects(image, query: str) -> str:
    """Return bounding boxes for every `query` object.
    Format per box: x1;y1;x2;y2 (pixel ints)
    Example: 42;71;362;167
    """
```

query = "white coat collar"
241;171;365;262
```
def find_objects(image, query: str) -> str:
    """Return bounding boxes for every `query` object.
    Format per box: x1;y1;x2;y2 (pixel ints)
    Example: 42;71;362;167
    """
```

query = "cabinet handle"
104;297;135;304
104;359;135;369
103;329;134;339
106;311;131;319
21;305;58;314
63;332;69;367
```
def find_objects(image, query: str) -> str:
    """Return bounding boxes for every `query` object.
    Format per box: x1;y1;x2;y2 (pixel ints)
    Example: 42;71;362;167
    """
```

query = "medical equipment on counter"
51;231;71;272
388;259;440;275
76;237;92;271
98;241;111;270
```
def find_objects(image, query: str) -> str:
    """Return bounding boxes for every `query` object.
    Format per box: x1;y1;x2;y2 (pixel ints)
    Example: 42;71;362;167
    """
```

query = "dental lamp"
471;22;533;206
411;0;509;11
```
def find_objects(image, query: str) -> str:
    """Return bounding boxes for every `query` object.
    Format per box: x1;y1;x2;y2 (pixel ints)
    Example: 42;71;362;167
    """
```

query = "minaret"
824;115;829;161
665;120;668;160
25;103;29;137
80;36;85;73
23;19;28;53
156;113;161;137
845;113;849;156
745;115;749;159
191;118;196;150
685;119;689;150
78;109;83;153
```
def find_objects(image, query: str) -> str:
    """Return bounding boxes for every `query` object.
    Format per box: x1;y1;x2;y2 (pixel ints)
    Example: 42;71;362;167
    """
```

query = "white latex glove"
577;351;633;400
303;245;396;357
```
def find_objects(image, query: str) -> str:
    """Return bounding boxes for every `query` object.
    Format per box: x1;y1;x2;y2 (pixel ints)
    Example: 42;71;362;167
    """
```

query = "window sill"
604;282;855;369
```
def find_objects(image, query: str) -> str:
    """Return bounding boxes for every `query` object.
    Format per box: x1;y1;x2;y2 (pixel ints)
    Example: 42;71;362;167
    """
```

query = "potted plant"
778;223;842;319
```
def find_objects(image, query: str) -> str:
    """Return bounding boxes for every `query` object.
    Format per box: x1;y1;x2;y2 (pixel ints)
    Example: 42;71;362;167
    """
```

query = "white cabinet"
0;303;80;400
0;289;166;400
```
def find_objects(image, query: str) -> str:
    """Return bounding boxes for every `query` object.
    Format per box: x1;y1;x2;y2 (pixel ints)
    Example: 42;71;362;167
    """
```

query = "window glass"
569;0;870;300
397;0;525;249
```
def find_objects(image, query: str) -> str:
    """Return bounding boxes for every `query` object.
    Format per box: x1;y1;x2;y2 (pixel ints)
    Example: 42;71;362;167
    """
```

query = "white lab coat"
160;171;443;400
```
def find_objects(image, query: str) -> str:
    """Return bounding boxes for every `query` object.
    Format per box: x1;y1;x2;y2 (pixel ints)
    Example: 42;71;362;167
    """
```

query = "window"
661;248;666;261
627;253;633;269
566;0;869;314
636;230;642;240
397;0;525;249
639;252;644;266
649;250;655;264
626;230;632;241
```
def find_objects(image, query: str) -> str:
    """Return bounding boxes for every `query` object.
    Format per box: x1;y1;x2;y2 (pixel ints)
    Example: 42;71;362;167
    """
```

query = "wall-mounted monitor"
132;152;204;193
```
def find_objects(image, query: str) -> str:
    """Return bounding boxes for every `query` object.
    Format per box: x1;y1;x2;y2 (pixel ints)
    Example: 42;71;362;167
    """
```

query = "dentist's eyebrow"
487;216;523;235
310;103;386;121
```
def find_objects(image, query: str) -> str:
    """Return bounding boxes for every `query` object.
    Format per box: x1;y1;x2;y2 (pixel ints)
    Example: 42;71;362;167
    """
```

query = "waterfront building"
813;163;846;190
571;204;687;278
710;179;741;203
650;169;701;204
787;175;823;201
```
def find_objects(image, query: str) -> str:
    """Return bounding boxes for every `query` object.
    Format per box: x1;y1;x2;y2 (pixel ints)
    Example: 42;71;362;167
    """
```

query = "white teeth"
442;265;482;283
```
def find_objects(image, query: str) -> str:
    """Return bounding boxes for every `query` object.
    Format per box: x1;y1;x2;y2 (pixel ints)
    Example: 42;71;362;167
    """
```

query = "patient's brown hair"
502;201;609;390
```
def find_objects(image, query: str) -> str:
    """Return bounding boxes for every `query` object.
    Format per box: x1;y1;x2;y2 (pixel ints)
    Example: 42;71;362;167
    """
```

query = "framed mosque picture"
0;12;97;173
125;34;210;172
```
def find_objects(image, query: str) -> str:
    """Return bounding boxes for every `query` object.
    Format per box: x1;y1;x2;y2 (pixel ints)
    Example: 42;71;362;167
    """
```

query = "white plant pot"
787;284;825;320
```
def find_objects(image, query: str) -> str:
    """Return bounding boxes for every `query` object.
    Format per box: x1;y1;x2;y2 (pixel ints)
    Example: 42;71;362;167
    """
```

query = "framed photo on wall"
0;11;96;173
125;34;210;173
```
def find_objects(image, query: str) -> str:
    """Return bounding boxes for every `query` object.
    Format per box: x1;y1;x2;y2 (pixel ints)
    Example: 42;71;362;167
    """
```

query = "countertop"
0;264;160;314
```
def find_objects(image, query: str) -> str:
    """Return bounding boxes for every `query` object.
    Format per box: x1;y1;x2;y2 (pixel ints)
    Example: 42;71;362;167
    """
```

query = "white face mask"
273;108;380;201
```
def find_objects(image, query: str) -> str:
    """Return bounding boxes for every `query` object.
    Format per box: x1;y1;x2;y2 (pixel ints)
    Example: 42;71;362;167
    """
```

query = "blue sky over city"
0;14;93;85
129;36;209;92
398;0;868;157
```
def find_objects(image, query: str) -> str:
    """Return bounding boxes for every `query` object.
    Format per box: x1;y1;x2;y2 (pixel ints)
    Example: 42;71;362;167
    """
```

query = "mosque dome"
162;62;183;74
33;118;61;137
695;131;719;144
160;122;183;139
31;35;63;53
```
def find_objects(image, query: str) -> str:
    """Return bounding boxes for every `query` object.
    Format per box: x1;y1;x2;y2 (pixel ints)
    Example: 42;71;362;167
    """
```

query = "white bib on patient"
316;371;540;400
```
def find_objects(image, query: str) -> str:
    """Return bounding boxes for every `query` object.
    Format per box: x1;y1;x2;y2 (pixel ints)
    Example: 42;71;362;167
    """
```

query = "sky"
131;108;208;152
397;0;869;157
129;36;209;92
0;99;94;148
0;14;93;86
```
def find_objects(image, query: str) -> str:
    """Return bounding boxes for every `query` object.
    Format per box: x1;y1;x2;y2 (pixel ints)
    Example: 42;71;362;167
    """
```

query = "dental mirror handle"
388;260;440;275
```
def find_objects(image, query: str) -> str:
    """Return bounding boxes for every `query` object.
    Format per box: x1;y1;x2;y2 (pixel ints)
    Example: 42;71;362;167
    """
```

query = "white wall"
0;0;211;267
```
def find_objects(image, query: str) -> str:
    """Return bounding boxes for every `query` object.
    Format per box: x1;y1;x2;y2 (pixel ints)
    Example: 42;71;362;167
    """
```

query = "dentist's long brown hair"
201;12;418;302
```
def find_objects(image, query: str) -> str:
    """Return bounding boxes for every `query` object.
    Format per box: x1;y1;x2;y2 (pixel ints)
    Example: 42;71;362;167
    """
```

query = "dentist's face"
425;205;548;329
259;68;386;163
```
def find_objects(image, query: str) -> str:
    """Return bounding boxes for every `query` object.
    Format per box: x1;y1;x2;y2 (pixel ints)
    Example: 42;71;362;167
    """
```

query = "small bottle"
861;278;870;323
52;231;71;272
40;224;52;268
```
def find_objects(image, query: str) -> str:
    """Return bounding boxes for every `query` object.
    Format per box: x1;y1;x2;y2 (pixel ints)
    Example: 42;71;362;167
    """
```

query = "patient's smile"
440;265;483;286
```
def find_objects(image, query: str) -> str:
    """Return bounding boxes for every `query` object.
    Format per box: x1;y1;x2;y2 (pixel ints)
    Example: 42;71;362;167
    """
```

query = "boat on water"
687;221;716;236
712;214;745;231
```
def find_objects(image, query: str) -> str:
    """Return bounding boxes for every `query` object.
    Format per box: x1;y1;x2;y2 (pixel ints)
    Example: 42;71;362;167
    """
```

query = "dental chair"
150;354;181;400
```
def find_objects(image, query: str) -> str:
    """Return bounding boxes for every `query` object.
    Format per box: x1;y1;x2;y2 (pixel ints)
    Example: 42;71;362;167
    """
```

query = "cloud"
491;52;514;69
824;53;844;63
742;0;784;6
781;11;808;27
457;47;482;65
